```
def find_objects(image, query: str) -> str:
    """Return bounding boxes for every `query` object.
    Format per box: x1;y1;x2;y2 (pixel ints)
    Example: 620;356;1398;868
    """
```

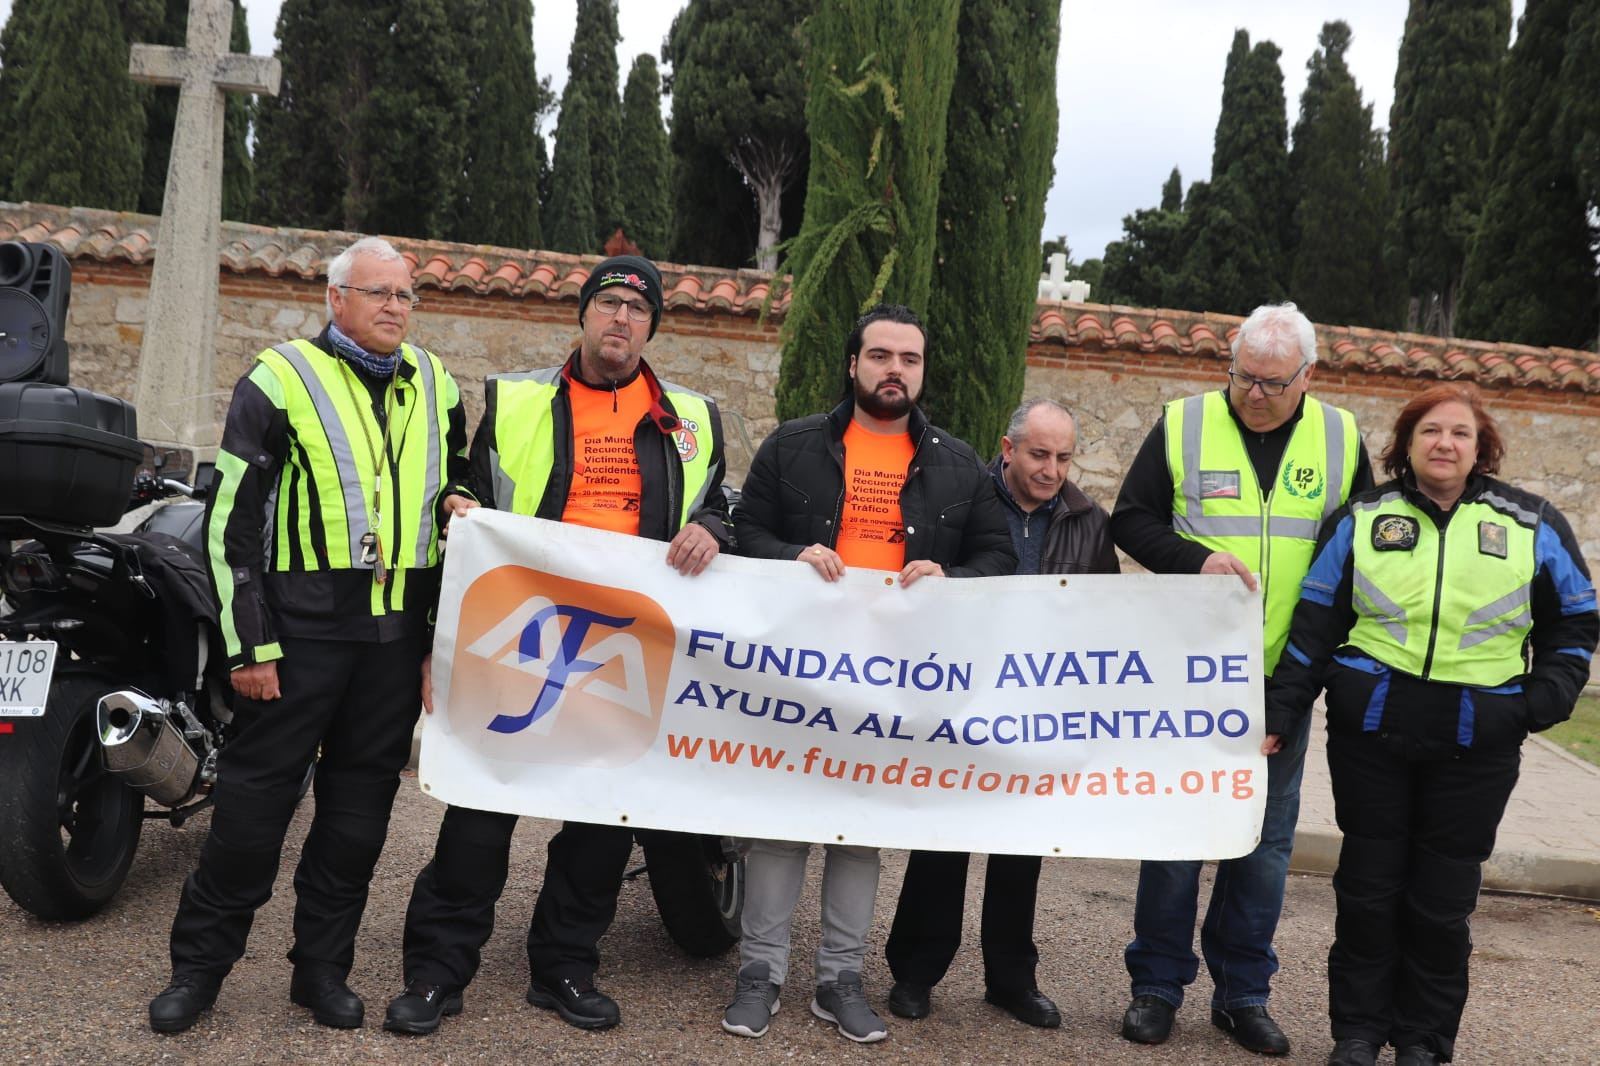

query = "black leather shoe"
1212;1005;1291;1056
526;974;621;1030
1395;1046;1441;1066
289;970;365;1029
1121;994;1176;1044
888;980;931;1019
984;986;1062;1029
149;976;220;1034
383;980;465;1035
1328;1038;1380;1066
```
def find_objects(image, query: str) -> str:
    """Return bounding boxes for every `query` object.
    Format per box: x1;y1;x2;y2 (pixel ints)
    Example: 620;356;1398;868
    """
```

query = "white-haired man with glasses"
1109;302;1372;1056
150;236;472;1034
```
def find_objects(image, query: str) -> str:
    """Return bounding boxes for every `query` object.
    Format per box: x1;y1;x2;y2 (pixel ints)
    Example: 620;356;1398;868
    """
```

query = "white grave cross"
129;0;280;450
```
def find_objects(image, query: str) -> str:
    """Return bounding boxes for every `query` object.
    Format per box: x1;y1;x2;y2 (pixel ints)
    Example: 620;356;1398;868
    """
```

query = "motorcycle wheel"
636;829;743;958
0;673;144;919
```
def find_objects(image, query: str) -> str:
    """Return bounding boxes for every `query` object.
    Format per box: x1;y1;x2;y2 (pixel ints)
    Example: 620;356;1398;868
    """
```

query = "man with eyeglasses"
1109;302;1371;1056
384;254;734;1037
151;236;473;1034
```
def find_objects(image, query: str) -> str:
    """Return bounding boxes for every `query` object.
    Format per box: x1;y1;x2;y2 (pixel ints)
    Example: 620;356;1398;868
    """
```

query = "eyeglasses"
337;285;420;309
1227;362;1307;397
590;292;653;323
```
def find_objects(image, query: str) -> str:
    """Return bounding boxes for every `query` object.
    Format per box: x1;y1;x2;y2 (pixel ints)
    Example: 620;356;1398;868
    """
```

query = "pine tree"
1166;30;1289;315
455;0;547;249
1456;0;1598;349
1288;22;1392;327
137;0;255;221
922;0;1060;450
251;0;350;229
1387;0;1510;336
774;0;961;422
664;0;811;270
5;0;147;210
545;86;598;254
617;54;671;255
1098;199;1186;308
568;0;622;249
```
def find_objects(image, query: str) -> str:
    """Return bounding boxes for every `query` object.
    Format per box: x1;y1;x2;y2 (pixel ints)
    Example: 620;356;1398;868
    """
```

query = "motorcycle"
0;450;231;920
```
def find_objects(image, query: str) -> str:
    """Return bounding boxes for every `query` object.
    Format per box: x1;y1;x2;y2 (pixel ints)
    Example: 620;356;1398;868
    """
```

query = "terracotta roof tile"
4;200;1597;393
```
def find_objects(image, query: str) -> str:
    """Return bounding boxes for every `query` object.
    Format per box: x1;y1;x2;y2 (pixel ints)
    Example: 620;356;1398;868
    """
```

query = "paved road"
3;770;1599;1065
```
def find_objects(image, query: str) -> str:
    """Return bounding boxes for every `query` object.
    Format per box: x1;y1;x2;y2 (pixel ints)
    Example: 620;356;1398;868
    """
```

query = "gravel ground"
3;770;1598;1065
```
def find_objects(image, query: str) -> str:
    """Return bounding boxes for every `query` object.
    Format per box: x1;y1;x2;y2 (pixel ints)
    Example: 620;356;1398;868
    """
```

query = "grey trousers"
738;839;881;987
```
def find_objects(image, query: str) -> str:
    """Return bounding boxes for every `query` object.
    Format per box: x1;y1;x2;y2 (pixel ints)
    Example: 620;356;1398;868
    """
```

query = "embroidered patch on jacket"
1199;470;1241;499
1280;459;1325;500
1478;521;1508;559
673;416;700;463
1372;514;1419;551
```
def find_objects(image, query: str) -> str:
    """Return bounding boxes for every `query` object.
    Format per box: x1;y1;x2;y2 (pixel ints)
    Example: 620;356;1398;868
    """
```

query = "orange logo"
674;416;700;462
449;565;674;767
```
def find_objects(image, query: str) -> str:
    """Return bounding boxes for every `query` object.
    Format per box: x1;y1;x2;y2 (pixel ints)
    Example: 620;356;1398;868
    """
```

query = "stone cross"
129;0;280;452
1038;251;1091;303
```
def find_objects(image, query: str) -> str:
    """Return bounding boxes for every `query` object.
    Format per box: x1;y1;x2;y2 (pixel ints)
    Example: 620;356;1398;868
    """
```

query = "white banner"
422;509;1267;860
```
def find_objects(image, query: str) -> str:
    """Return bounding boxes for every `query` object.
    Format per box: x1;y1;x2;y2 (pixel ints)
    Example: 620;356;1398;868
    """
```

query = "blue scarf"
328;321;402;379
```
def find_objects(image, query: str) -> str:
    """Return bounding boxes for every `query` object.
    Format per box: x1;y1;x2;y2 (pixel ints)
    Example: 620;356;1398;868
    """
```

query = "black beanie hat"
579;255;664;338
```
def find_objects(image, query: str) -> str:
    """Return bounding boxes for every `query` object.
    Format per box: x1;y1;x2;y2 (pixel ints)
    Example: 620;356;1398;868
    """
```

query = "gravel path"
3;769;1598;1065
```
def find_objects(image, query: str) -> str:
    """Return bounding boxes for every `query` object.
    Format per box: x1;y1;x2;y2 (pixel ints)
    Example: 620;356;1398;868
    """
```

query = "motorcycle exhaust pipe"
96;690;202;806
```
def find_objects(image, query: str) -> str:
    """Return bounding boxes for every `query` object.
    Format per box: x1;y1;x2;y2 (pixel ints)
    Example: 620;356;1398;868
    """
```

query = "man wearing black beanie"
383;254;734;1037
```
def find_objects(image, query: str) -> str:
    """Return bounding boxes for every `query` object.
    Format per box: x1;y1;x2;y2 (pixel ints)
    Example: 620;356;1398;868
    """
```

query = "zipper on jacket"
1420;519;1448;680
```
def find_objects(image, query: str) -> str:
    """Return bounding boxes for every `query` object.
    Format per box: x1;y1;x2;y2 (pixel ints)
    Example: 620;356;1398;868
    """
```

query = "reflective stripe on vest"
264;340;448;574
487;370;716;528
1166;391;1360;673
1347;490;1538;685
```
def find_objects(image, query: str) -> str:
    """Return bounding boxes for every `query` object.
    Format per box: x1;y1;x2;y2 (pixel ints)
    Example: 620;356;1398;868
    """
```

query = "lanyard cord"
338;357;404;575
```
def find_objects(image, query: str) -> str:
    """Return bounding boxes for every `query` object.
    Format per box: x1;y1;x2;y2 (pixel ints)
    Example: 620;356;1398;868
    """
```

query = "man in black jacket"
721;303;1015;1045
885;397;1118;1028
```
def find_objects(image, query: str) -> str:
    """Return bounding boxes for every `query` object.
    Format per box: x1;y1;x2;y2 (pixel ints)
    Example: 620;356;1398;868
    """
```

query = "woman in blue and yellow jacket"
1263;383;1597;1066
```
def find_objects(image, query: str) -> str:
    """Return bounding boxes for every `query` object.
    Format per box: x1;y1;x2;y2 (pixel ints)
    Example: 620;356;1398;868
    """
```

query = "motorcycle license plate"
0;640;57;717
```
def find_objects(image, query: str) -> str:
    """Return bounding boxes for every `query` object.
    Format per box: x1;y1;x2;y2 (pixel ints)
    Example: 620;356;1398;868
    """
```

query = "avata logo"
449;566;674;767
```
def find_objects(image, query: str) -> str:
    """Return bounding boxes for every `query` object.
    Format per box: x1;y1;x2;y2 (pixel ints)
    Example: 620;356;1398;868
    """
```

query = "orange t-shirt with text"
560;376;649;535
837;420;913;572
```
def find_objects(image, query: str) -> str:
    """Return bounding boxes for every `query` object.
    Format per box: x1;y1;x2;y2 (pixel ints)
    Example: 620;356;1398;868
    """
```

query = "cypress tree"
567;0;622;249
1288;21;1392;327
1456;0;1598;349
138;0;255;221
922;0;1061;450
1386;0;1510;336
1557;0;1600;215
1098;198;1186;308
251;0;350;229
1160;166;1182;212
664;0;810;270
1167;30;1289;315
455;0;547;249
0;0;47;199
775;0;960;422
5;0;147;210
351;0;471;238
545;86;598;254
618;54;671;256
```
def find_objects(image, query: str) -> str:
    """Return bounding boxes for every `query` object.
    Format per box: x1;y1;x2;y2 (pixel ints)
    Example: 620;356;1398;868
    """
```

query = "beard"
854;376;916;420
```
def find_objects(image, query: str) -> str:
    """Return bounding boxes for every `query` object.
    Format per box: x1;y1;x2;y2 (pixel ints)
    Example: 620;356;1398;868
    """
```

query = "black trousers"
885;850;1042;993
167;633;426;980
1325;729;1521;1061
401;811;634;988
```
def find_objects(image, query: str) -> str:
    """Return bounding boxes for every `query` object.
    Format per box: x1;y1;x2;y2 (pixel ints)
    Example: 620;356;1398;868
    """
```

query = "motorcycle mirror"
192;461;216;500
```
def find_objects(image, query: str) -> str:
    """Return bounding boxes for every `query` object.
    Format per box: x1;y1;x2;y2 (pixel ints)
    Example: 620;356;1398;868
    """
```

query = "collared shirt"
991;464;1059;576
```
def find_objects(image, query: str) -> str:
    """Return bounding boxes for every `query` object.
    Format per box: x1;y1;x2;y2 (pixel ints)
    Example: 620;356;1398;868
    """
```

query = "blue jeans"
1124;708;1311;1010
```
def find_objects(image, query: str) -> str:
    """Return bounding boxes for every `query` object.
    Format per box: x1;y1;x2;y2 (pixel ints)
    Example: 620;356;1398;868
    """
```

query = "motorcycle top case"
0;381;141;531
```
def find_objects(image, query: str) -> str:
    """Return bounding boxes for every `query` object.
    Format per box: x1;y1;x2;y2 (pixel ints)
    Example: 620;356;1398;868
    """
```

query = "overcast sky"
5;0;1528;269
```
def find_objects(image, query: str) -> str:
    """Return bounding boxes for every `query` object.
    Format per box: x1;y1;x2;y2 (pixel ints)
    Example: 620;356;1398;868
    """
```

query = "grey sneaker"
810;970;887;1043
721;961;781;1038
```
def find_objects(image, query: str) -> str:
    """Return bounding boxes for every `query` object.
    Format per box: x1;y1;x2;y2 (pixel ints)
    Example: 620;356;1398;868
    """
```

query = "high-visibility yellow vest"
1165;390;1360;673
1347;490;1538;685
487;368;717;528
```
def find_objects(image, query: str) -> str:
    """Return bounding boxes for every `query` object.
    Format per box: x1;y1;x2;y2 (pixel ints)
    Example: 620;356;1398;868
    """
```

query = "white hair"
1231;301;1318;367
325;236;406;320
1004;397;1077;443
